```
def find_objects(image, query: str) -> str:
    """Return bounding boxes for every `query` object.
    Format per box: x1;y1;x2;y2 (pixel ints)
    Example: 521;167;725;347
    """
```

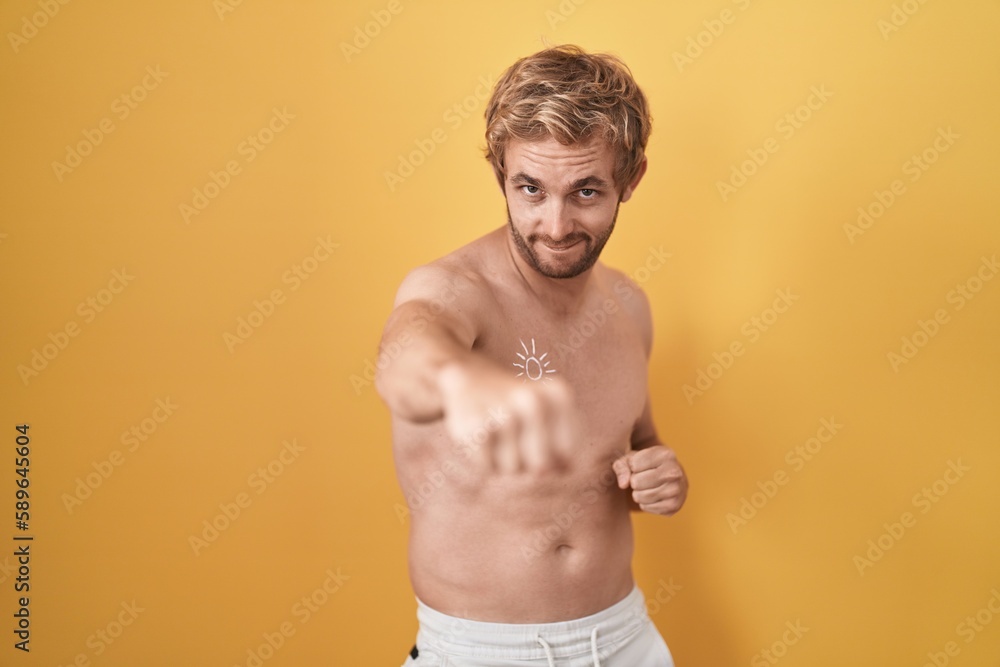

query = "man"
376;45;687;666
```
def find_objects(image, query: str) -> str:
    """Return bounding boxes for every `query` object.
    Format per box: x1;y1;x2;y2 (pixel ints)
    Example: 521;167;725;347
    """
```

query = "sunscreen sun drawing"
513;338;557;382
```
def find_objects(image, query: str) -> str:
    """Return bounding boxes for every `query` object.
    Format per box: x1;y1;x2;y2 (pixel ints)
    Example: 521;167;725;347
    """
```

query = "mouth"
541;240;582;253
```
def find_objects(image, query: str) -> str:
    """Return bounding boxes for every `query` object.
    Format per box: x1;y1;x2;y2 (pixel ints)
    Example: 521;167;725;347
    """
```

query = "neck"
500;227;595;316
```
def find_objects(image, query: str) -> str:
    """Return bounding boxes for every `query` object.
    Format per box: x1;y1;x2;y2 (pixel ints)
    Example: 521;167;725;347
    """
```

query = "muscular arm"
374;265;481;423
626;395;667;511
615;280;689;515
376;263;576;473
628;282;657;453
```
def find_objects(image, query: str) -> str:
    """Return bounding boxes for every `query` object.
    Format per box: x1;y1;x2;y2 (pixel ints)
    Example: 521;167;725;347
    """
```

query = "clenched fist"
612;446;688;516
436;359;578;474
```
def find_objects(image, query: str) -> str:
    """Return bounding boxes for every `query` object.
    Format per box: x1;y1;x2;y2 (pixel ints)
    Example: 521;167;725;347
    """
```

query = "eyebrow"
509;172;542;188
509;172;610;190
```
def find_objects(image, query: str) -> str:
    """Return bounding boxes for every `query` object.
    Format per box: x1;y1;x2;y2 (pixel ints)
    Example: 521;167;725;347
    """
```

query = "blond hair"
484;44;651;193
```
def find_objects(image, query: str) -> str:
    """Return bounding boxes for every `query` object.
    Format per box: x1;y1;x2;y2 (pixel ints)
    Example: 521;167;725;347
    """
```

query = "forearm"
374;306;474;423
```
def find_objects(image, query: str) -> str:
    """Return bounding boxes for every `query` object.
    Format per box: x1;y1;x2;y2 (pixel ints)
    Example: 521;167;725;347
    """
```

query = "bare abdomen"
402;452;636;623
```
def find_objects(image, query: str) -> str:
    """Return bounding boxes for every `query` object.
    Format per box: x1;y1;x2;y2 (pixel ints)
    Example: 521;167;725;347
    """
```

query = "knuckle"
510;385;541;412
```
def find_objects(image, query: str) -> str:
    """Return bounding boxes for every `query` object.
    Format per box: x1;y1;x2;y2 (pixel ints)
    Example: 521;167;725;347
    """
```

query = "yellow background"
1;0;998;665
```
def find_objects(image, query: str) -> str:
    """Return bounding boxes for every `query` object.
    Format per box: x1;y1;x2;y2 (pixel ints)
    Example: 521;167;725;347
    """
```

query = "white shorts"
402;584;674;666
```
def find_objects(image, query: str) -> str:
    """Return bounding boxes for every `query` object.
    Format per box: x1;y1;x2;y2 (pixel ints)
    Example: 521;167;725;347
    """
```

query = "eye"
579;188;598;199
521;185;541;196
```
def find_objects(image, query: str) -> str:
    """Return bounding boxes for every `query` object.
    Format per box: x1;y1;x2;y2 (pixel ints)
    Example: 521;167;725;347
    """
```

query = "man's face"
504;136;636;280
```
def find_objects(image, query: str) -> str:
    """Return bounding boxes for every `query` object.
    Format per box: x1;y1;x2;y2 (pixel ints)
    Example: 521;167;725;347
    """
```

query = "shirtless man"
376;45;687;667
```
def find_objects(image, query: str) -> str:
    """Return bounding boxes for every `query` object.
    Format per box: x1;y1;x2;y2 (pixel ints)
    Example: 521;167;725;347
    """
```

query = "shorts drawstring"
535;625;601;667
536;634;556;667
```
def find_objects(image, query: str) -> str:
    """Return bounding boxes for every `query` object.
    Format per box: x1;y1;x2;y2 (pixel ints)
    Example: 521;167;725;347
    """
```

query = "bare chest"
473;294;648;452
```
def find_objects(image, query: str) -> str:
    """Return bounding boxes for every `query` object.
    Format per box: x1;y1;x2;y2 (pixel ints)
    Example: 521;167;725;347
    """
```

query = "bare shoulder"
393;234;495;308
598;263;653;356
390;232;500;348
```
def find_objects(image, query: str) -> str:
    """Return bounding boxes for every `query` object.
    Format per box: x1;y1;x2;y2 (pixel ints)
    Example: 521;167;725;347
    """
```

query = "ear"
619;157;648;203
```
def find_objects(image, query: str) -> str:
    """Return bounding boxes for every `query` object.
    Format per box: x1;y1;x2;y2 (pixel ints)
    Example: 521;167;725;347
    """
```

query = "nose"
540;198;574;242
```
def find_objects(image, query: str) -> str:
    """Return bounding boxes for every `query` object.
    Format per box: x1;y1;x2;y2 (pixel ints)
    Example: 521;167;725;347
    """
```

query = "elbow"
373;362;394;408
374;366;442;424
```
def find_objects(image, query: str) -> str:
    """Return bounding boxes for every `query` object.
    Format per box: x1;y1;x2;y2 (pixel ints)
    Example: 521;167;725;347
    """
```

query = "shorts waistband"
415;585;650;660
